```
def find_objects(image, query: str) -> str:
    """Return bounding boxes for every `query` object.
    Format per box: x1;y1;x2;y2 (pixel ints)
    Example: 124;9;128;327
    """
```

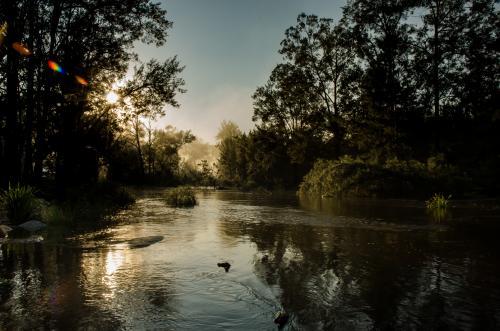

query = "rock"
261;254;269;263
217;262;231;272
7;227;31;239
126;236;164;249
273;310;289;327
18;220;47;232
0;225;13;238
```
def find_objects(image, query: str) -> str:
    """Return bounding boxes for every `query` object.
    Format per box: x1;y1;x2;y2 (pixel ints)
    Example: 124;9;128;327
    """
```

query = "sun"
106;91;119;103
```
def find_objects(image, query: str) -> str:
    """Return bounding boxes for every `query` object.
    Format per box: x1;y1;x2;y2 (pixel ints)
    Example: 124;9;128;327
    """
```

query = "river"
1;189;500;330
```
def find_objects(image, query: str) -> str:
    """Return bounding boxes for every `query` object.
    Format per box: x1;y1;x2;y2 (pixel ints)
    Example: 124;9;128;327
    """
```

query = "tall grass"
0;183;41;225
426;193;451;222
164;186;197;207
426;193;451;210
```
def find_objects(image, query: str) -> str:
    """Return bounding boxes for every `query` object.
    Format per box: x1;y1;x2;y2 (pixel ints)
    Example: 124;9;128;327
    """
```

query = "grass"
164;186;197;207
0;183;41;225
41;204;72;224
426;193;451;222
426;193;451;210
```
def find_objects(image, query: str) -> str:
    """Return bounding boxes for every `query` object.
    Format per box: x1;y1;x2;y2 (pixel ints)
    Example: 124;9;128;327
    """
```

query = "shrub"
164;186;197;207
42;182;135;226
426;193;451;210
298;156;468;199
41;204;72;224
426;193;451;221
0;183;41;225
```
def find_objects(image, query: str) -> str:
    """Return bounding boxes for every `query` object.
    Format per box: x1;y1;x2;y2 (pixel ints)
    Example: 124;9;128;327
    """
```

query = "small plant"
41;204;73;224
0;183;41;225
164;186;197;207
426;193;451;210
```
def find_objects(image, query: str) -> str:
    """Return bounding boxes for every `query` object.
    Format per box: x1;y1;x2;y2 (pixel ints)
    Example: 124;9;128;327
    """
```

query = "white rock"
0;225;13;237
17;220;47;232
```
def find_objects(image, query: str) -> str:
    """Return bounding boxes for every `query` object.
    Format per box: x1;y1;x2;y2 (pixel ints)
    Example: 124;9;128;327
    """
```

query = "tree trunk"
134;117;145;178
4;1;21;185
432;0;441;152
23;0;37;183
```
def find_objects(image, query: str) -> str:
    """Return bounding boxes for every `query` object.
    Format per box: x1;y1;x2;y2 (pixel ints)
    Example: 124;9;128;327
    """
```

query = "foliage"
426;193;452;222
0;184;41;225
216;122;319;189
298;157;468;199
108;125;195;184
42;182;134;226
164;186;197;207
0;0;184;190
216;120;242;141
41;205;69;224
426;194;451;210
197;160;216;187
215;2;499;196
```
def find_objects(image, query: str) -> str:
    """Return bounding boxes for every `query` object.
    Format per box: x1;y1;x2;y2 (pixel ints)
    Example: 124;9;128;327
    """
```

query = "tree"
276;13;360;155
0;0;182;191
343;0;420;160
197;159;215;187
216;122;243;185
216;120;241;141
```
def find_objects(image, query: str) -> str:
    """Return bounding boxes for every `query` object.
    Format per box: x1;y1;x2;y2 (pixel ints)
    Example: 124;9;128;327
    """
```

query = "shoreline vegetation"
0;182;135;238
164;186;197;207
213;3;499;200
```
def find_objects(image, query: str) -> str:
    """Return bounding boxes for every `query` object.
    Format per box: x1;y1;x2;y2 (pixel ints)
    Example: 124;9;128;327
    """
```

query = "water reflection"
1;190;499;330
217;192;500;329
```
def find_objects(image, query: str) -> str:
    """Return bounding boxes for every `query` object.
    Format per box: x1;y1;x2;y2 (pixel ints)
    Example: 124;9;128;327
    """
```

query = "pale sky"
135;0;346;143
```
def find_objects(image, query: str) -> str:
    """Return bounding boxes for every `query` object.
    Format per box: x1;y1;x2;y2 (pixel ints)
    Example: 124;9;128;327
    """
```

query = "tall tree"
343;0;420;159
414;0;467;153
277;14;359;155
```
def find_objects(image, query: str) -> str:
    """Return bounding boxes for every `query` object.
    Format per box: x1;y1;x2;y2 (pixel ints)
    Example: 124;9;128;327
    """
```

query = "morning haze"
135;0;345;142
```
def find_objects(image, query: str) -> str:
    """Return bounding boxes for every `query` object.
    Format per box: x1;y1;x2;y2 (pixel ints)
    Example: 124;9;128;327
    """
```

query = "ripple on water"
1;190;500;330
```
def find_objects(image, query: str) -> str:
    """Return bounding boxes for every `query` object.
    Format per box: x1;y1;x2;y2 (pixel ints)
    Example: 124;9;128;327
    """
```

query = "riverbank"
0;182;135;240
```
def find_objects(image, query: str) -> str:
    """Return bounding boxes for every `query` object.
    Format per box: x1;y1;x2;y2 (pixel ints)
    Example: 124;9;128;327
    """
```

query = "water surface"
1;190;500;330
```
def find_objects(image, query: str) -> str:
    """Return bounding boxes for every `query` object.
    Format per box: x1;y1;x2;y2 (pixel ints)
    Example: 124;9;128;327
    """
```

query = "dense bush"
164;186;197;207
298;156;470;199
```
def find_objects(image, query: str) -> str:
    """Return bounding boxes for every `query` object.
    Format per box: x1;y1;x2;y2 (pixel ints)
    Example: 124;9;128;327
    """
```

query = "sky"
135;0;346;143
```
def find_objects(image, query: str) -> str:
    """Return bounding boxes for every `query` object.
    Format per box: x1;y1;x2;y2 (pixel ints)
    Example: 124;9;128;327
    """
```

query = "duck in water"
217;262;231;272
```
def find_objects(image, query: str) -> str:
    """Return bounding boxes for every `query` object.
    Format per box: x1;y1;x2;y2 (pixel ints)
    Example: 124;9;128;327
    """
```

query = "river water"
1;189;500;330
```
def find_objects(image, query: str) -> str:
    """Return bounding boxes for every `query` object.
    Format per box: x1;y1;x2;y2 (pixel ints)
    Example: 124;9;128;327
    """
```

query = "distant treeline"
217;0;499;197
0;0;195;192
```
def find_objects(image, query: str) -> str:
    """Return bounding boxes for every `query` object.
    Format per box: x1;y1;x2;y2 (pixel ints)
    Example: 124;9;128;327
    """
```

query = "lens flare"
75;75;88;86
48;60;65;74
12;42;31;56
0;22;7;47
